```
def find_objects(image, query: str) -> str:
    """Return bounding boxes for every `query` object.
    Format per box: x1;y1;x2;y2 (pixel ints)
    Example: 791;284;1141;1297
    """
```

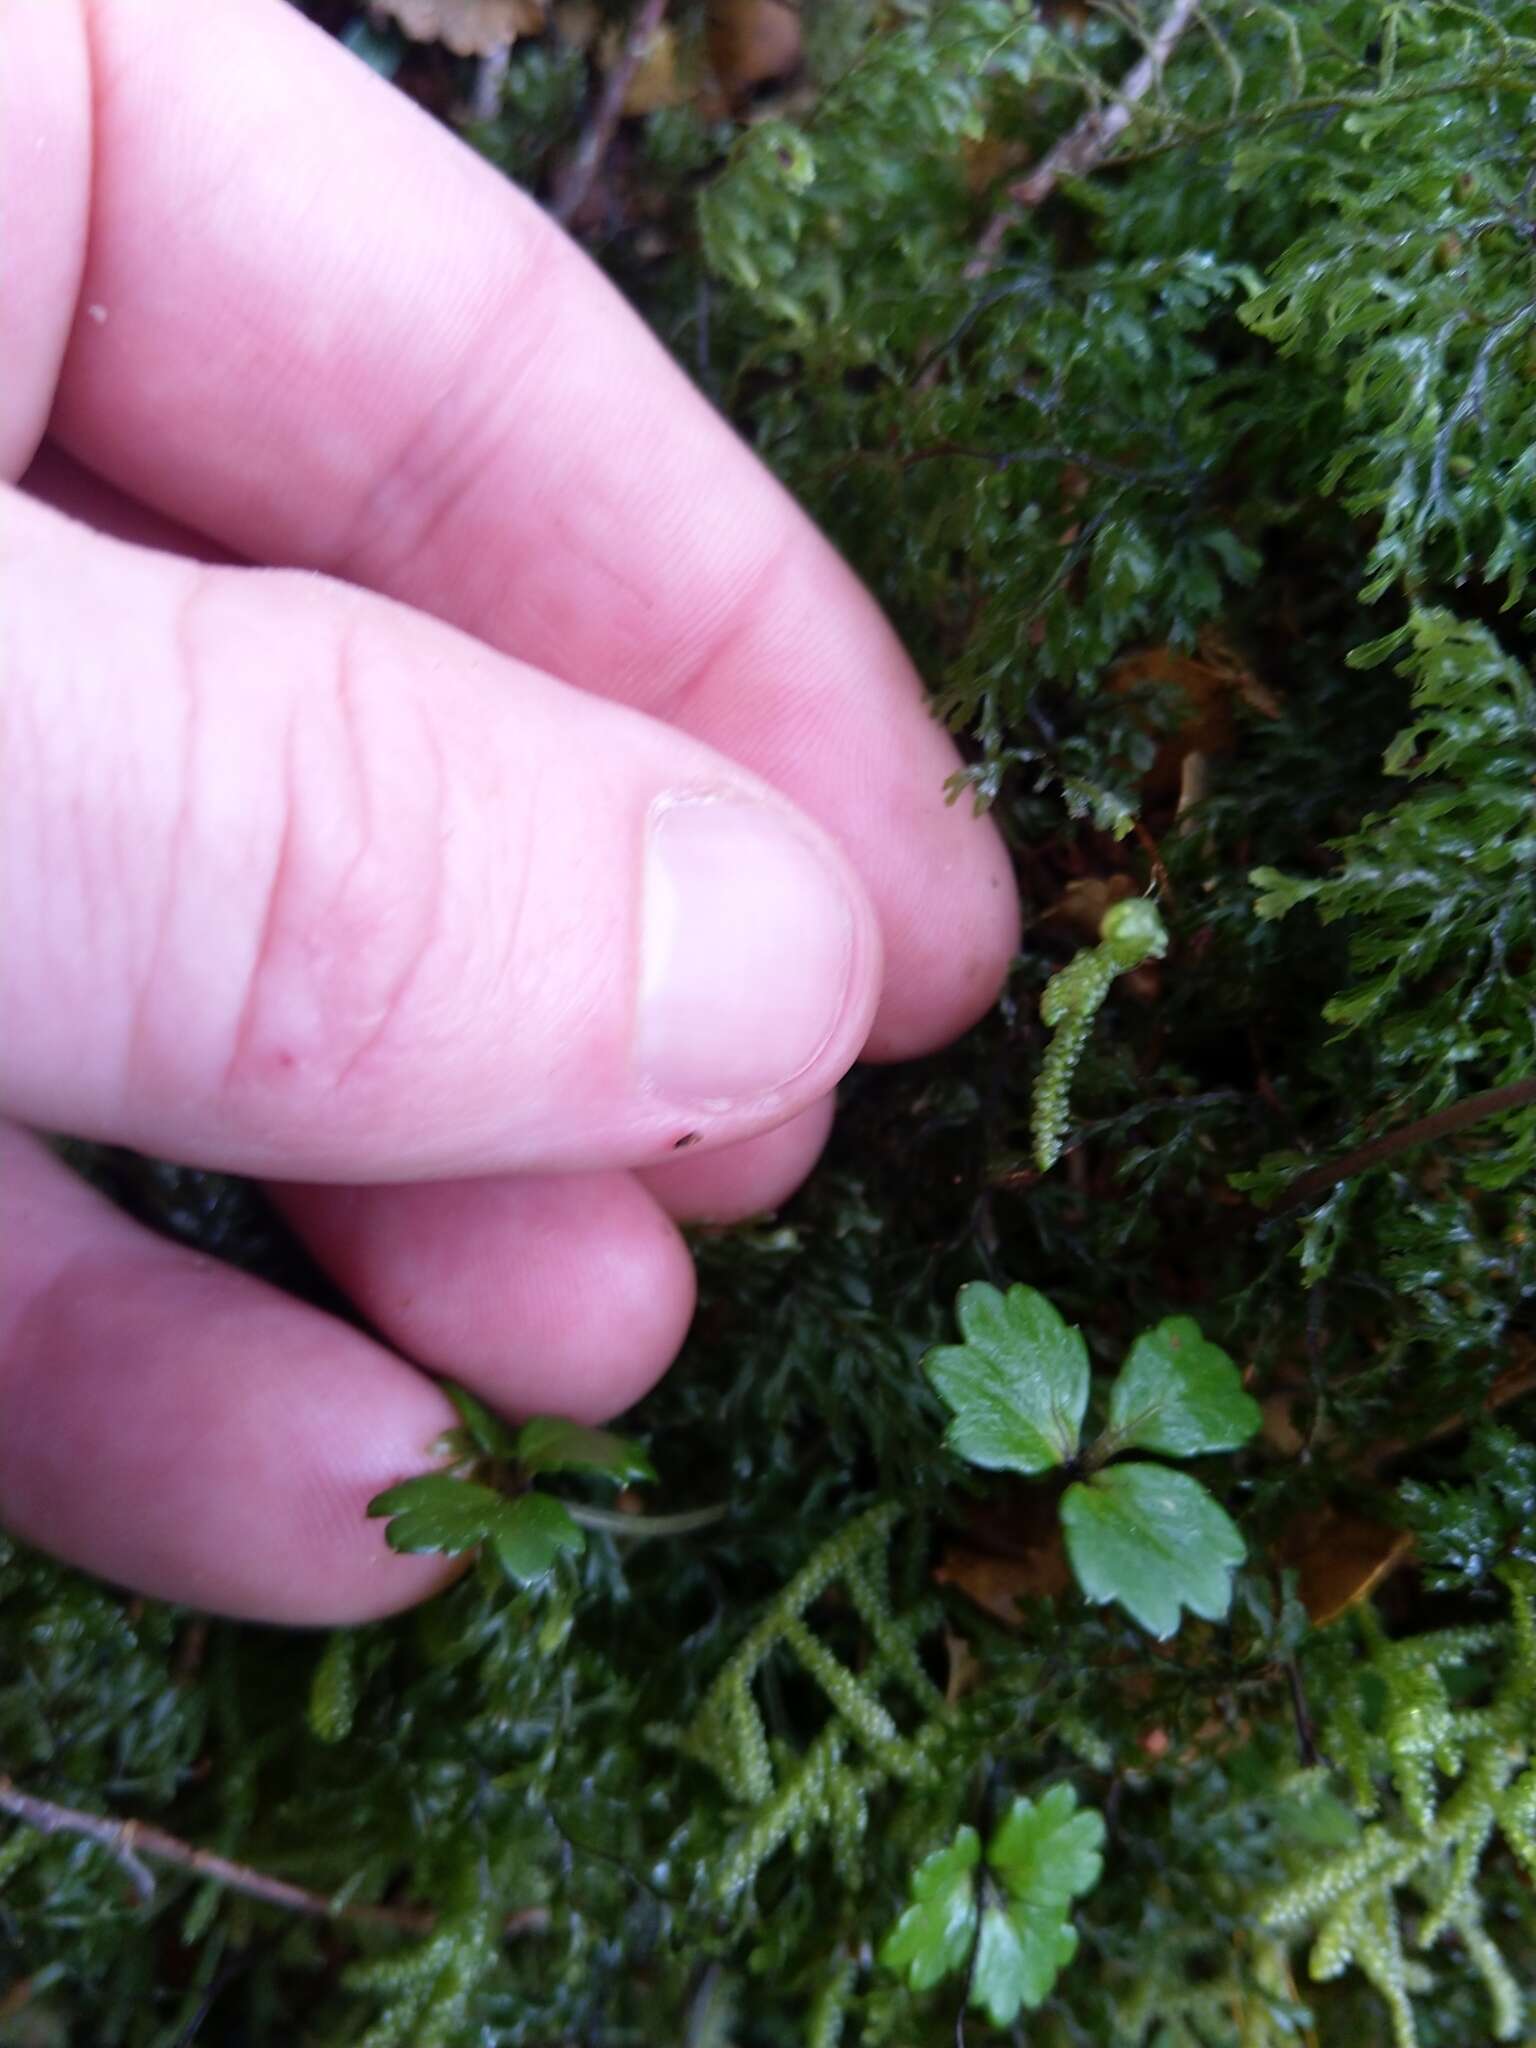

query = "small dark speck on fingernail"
672;1131;702;1151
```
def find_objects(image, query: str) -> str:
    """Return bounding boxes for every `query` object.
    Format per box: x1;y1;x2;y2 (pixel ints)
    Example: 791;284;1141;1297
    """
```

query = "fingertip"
862;794;1021;1061
0;1126;463;1624
273;1169;697;1425
640;1095;836;1224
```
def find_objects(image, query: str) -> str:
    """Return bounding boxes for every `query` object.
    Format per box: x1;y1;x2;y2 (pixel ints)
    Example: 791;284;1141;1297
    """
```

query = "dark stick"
1283;1656;1320;1770
968;0;1201;277
1273;1076;1536;1212
551;0;669;227
0;1775;548;1937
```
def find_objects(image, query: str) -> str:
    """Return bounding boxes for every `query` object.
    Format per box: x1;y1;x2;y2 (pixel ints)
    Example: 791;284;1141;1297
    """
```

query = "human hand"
0;0;1018;1622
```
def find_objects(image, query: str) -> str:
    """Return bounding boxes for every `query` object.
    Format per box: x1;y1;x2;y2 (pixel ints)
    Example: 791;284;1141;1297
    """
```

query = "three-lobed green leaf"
989;1782;1106;1903
881;1787;1105;2023
1099;1316;1261;1459
972;1785;1106;2023
367;1474;584;1590
371;1396;655;1590
925;1282;1089;1475
926;1285;1259;1637
1061;1462;1246;1639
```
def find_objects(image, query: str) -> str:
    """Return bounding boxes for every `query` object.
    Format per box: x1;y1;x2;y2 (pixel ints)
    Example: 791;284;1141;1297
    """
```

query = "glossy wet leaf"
1061;1462;1246;1638
444;1382;518;1459
1099;1316;1261;1458
367;1473;510;1552
367;1473;585;1588
515;1416;657;1485
925;1282;1089;1476
989;1783;1106;1905
878;1826;980;1991
487;1494;586;1588
969;1786;1106;2023
882;1790;1105;2022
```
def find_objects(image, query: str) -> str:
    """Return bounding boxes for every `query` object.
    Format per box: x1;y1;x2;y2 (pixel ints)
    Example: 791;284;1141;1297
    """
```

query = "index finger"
6;0;1017;1056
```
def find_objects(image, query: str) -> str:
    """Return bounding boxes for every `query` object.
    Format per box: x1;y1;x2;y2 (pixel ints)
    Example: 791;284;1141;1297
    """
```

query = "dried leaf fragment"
935;1540;1072;1625
1279;1507;1414;1626
596;20;687;114
707;0;802;98
375;0;545;57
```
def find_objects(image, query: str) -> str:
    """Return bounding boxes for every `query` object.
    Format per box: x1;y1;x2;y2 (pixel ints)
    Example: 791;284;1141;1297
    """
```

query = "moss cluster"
4;4;1534;2042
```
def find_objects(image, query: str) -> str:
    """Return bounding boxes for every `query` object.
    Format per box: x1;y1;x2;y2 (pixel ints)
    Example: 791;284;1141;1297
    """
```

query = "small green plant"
880;1783;1105;2025
926;1282;1260;1636
1398;1425;1536;1591
1263;1568;1536;2046
675;1504;949;1899
367;1385;660;1589
10;4;1536;2040
1031;897;1169;1172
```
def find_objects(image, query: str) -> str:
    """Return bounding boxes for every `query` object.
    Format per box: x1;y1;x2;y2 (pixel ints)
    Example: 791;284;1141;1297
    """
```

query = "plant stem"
1273;1076;1536;1211
551;0;668;226
564;1500;728;1539
969;0;1201;276
0;1776;548;1937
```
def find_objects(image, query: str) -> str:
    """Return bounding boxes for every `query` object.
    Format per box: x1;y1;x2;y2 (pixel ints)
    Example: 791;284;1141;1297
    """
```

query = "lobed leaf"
443;1382;518;1459
925;1282;1090;1475
1061;1462;1246;1638
878;1826;981;1991
488;1494;586;1589
969;1785;1106;2023
1099;1316;1261;1459
367;1473;585;1589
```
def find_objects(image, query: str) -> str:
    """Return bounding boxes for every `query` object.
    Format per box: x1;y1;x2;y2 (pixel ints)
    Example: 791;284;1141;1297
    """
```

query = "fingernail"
638;797;859;1106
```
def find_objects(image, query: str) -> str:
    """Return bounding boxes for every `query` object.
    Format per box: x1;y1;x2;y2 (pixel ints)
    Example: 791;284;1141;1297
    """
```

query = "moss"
4;4;1534;2042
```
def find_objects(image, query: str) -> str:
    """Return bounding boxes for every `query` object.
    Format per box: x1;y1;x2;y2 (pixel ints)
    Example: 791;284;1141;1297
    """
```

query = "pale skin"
0;0;1019;1623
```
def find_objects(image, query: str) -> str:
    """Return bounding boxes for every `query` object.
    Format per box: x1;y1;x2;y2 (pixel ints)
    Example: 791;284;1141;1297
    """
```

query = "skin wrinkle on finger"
2;493;880;1176
221;608;450;1106
15;446;843;1228
122;564;208;1108
38;0;1018;1060
327;653;449;1097
329;235;569;601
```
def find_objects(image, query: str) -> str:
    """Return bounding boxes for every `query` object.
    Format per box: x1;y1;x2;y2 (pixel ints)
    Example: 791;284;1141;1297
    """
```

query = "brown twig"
968;0;1202;277
550;0;668;227
1273;1076;1536;1213
1355;1355;1536;1481
0;1775;548;1938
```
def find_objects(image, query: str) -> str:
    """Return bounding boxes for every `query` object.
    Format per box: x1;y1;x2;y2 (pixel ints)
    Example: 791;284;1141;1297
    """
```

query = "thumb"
1;488;881;1178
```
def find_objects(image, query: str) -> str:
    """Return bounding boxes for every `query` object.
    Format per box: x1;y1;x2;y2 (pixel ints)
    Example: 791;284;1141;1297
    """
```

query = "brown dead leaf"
377;0;544;55
708;0;802;98
1108;632;1281;802
1038;873;1135;945
934;1537;1072;1625
550;0;598;48
1279;1507;1414;1627
960;134;1033;196
1259;1391;1306;1458
944;1628;983;1705
595;20;687;113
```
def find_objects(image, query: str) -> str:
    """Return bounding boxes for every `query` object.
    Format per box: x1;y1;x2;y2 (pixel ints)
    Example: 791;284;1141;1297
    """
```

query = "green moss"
4;3;1534;2042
